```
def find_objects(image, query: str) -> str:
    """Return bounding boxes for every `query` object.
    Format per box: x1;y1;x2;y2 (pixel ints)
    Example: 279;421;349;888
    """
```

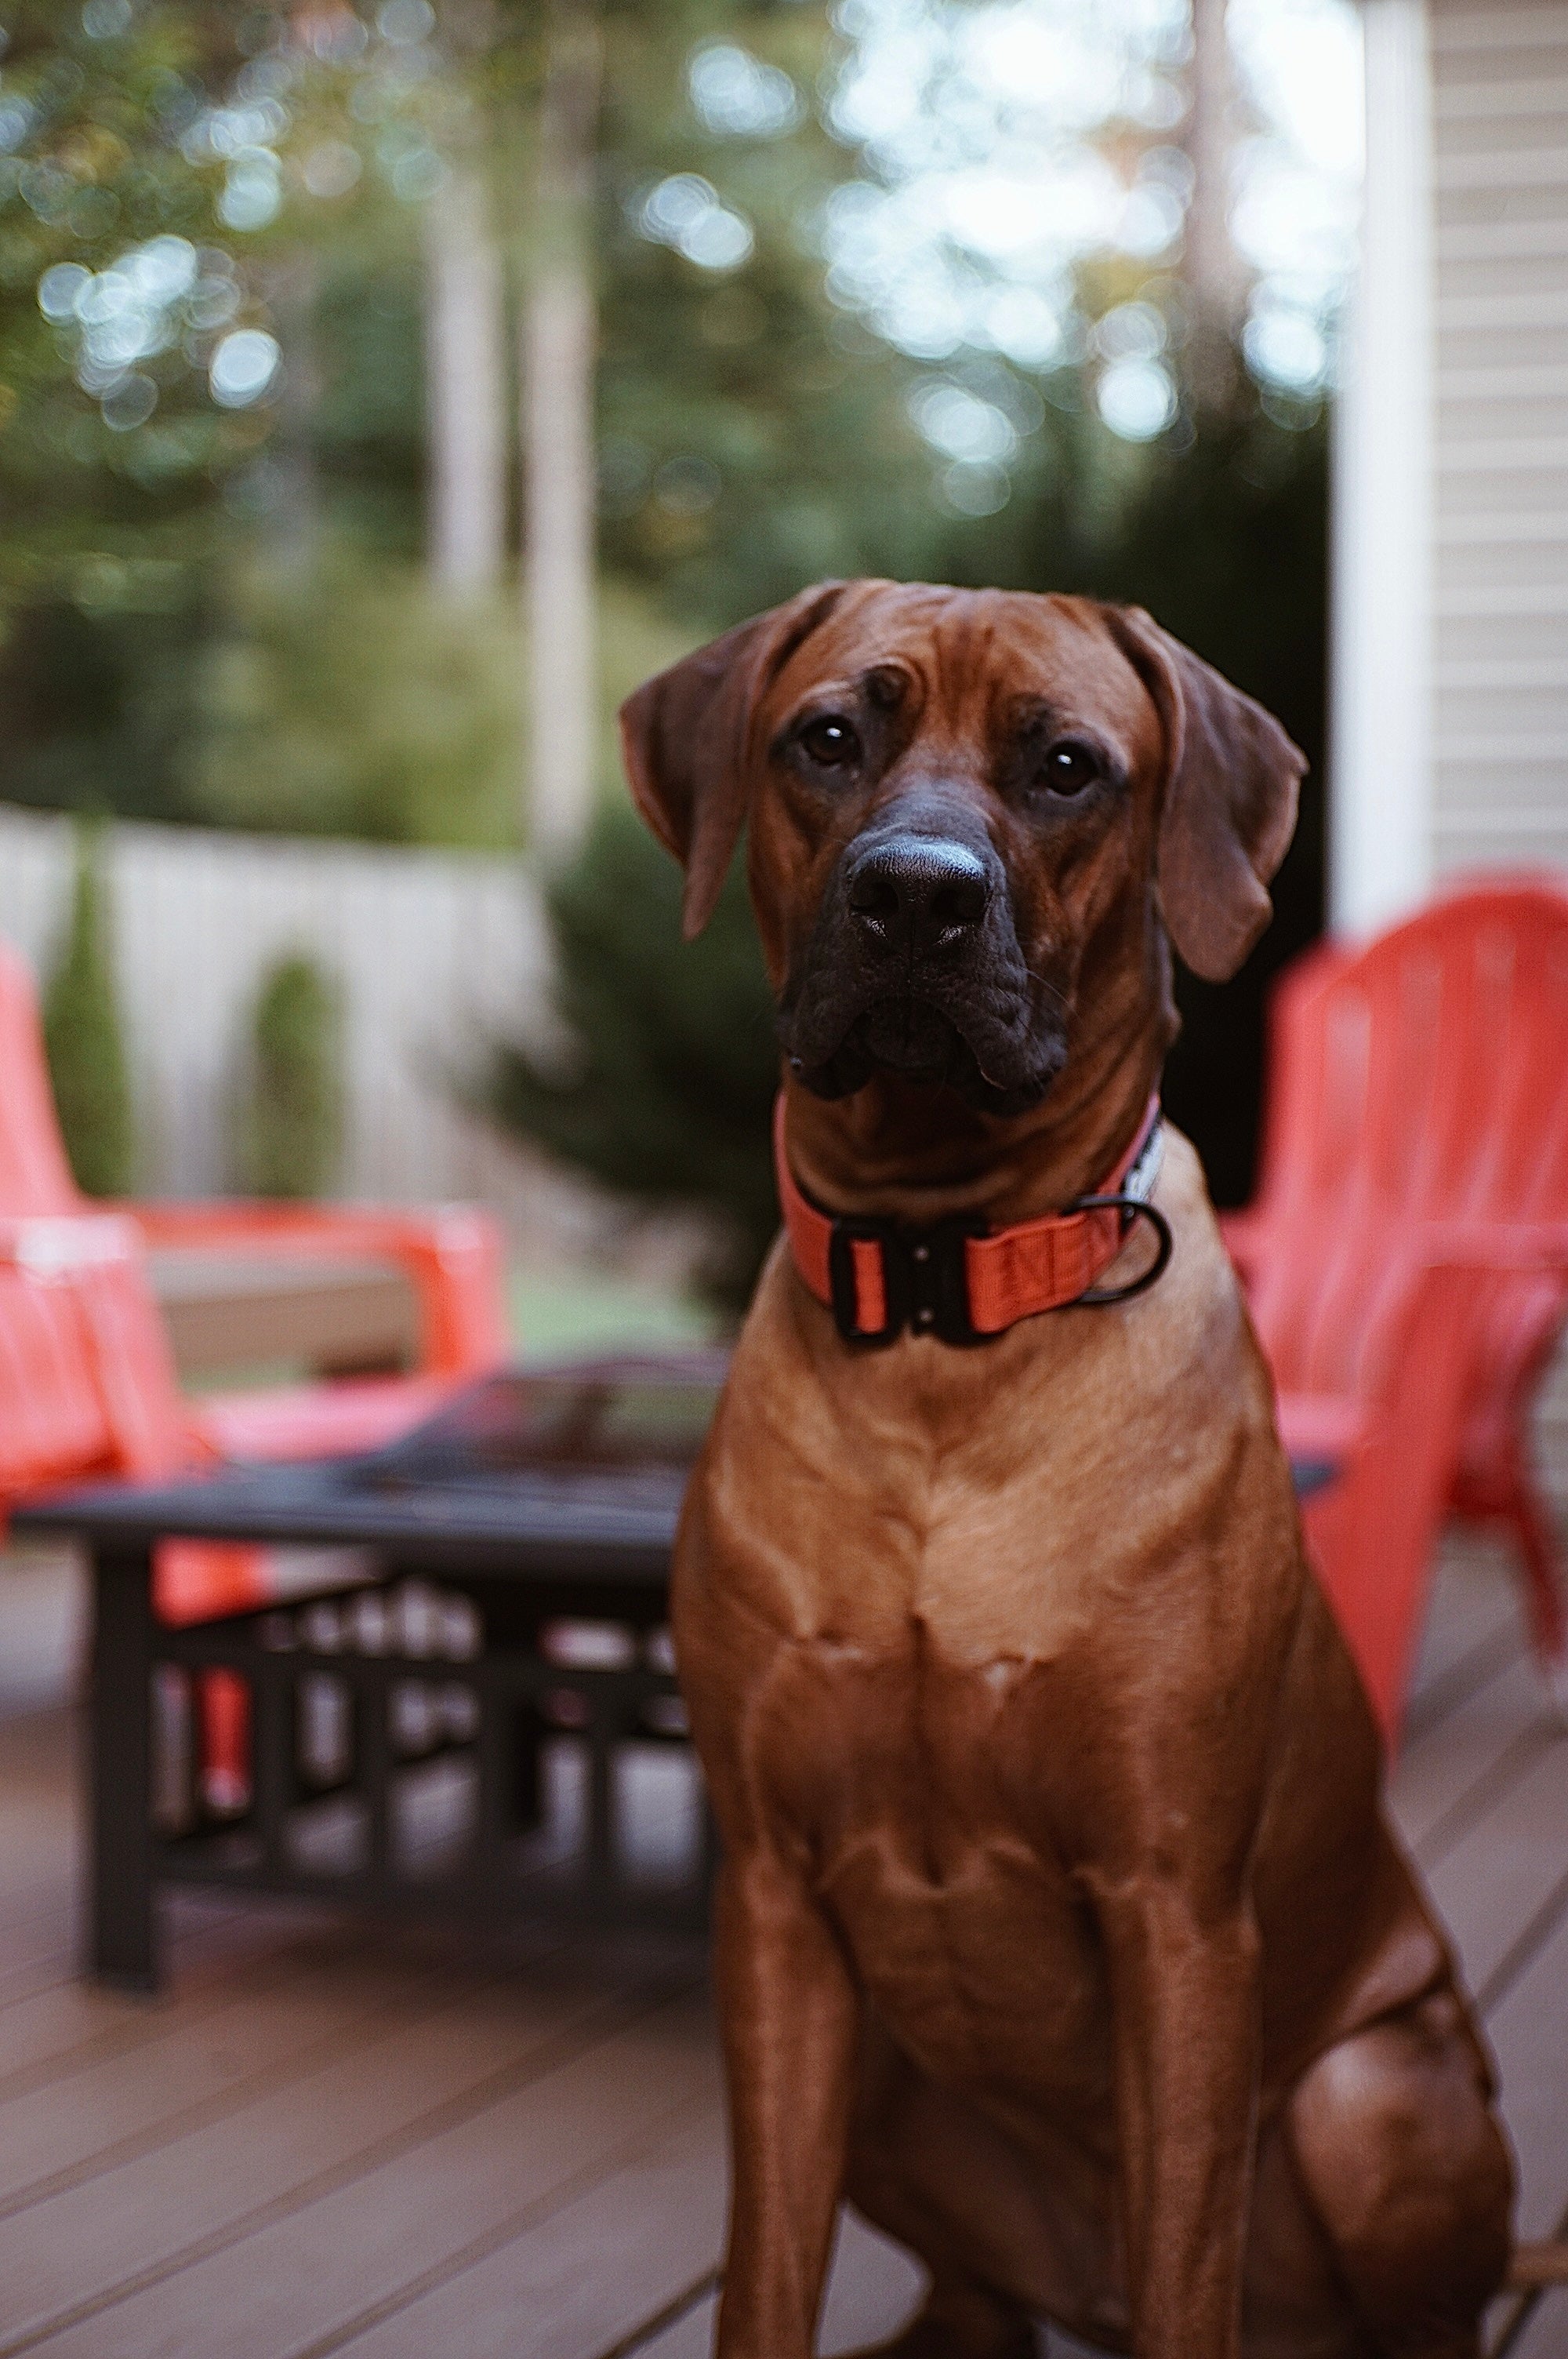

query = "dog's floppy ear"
1107;605;1305;983
619;581;848;940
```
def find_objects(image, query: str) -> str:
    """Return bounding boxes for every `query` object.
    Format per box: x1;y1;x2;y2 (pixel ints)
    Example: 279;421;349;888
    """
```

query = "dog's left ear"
619;581;848;940
1107;606;1305;983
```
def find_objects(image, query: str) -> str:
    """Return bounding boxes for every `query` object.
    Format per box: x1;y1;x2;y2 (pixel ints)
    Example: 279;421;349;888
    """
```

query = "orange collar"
775;1094;1168;1346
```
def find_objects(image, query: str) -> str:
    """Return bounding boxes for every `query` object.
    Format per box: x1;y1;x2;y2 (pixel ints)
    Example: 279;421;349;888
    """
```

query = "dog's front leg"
1092;1877;1262;2359
713;1844;858;2359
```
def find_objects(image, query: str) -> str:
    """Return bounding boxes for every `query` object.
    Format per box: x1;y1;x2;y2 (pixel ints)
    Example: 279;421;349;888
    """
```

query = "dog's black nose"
845;836;991;957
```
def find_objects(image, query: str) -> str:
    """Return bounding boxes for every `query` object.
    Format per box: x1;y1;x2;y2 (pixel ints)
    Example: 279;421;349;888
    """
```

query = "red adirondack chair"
0;937;510;1633
1222;879;1568;1741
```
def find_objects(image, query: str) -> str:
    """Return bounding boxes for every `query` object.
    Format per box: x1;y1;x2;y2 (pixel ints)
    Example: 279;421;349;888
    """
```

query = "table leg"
252;1659;294;1879
511;1699;546;1834
88;1545;158;1990
361;1664;392;1885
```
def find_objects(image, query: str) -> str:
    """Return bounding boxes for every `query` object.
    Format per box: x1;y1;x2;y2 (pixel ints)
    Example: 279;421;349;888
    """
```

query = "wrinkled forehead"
762;584;1160;756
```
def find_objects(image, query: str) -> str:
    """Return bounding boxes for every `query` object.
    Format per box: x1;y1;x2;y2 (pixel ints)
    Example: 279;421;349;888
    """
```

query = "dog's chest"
749;1598;1082;1874
686;1322;1158;1866
736;1610;1114;2091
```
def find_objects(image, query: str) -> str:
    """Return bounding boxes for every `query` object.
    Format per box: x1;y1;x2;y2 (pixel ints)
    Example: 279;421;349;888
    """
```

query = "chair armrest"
0;1211;144;1271
116;1201;510;1379
0;1212;198;1478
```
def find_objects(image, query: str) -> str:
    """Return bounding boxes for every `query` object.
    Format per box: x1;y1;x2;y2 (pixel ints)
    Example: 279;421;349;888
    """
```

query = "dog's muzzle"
778;819;1065;1114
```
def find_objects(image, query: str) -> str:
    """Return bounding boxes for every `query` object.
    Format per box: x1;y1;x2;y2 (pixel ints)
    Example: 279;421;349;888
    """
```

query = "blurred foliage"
0;0;1330;1223
0;5;1326;842
183;558;696;846
42;816;135;1196
0;3;249;605
591;3;942;623
187;542;521;844
0;590;202;818
0;0;942;828
0;551;699;843
0;2;424;597
235;948;343;1198
481;796;779;1311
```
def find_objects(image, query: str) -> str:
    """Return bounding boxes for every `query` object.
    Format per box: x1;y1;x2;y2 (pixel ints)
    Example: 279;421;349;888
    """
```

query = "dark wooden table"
15;1360;722;1989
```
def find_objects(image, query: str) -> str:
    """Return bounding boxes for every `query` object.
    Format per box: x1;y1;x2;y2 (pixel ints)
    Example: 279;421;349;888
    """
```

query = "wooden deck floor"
1;1532;1566;2359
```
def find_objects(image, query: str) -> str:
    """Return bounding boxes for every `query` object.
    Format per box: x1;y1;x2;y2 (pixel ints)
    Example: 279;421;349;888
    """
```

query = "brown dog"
620;581;1515;2359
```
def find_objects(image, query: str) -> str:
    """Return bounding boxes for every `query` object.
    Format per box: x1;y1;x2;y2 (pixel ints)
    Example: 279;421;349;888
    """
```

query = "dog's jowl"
620;582;1515;2359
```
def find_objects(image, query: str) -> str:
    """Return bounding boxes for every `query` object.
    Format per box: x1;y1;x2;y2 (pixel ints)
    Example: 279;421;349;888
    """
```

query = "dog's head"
620;580;1304;1118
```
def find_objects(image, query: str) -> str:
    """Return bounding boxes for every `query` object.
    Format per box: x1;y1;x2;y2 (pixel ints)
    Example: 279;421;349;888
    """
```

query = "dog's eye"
799;714;861;769
1042;741;1101;797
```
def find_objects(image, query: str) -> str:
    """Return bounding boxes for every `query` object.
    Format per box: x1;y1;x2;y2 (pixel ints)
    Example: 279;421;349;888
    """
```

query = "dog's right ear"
619;582;848;940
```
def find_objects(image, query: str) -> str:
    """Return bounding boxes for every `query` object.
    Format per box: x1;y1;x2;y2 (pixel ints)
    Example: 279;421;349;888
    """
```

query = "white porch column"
1329;0;1436;936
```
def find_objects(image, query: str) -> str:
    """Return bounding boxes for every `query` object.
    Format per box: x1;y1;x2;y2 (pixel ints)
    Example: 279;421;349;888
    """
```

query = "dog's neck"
780;925;1177;1230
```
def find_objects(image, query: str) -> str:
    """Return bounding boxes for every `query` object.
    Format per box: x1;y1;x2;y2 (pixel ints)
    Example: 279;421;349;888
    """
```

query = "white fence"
0;808;586;1243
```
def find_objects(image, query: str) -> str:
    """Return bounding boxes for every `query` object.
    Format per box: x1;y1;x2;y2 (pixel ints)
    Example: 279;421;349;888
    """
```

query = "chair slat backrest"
0;943;192;1502
0;943;86;1217
1244;881;1568;1398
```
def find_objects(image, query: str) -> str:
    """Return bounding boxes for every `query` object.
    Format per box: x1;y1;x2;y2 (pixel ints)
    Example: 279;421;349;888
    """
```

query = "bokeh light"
209;328;282;408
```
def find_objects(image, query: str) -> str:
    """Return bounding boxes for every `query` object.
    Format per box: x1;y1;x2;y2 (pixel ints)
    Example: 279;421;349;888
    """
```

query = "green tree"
42;817;135;1197
237;950;343;1200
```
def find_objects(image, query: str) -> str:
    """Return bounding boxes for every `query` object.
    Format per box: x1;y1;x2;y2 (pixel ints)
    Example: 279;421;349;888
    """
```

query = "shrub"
42;818;135;1197
237;952;344;1199
481;799;779;1312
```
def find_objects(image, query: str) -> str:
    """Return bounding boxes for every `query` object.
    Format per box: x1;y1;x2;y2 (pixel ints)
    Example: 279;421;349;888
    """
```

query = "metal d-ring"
1070;1196;1174;1307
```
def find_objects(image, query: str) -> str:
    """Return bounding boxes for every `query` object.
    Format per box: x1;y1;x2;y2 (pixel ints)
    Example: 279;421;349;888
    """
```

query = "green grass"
509;1265;719;1363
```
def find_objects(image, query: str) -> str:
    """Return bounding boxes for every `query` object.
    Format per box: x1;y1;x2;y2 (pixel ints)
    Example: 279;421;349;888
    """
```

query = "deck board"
0;1943;689;2354
0;1934;495;2211
1482;1906;1568;2247
624;2219;927;2359
1424;1739;1568;1997
323;2079;728;2359
0;1527;1563;2359
1390;1648;1552;1854
1403;1539;1522;1722
30;1985;713;2359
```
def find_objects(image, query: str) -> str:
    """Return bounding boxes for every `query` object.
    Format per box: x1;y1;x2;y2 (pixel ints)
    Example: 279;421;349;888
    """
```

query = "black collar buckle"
826;1212;986;1348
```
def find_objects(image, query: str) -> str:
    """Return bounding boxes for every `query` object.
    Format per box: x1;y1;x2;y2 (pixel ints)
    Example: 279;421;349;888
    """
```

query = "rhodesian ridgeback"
619;581;1519;2359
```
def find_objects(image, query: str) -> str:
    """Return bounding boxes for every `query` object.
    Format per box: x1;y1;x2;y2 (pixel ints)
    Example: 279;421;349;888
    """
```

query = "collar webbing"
775;1094;1167;1346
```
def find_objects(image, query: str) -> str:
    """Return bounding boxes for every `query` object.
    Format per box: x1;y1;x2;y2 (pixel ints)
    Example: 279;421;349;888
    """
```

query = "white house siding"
0;809;596;1249
1431;0;1568;877
1331;0;1436;933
